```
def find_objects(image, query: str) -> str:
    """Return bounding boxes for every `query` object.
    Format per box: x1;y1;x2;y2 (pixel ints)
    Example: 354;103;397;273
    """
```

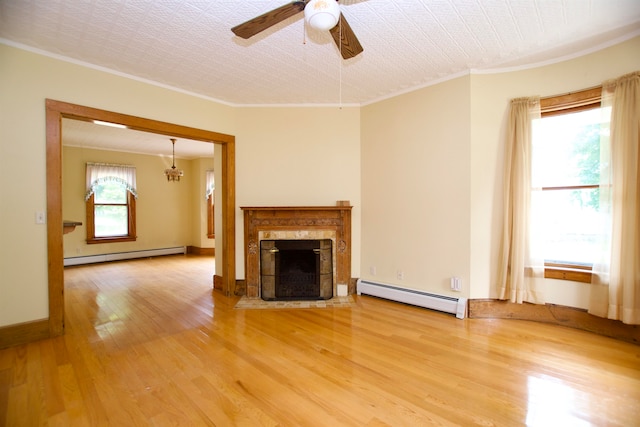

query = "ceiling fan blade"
231;1;308;39
329;14;363;59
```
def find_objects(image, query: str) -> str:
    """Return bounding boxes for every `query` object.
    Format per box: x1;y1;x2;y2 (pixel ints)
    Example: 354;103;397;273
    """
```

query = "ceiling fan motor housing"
305;0;341;31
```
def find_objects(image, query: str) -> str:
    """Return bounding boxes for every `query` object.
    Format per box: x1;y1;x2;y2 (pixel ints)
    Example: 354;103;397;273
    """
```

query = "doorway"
45;99;236;337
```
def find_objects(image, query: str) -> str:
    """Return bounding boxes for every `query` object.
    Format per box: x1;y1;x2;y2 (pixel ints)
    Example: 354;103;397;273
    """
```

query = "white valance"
85;162;138;201
205;170;215;200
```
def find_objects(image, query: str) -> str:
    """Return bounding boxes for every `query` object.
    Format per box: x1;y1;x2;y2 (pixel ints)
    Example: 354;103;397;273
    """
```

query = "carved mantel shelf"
241;206;353;298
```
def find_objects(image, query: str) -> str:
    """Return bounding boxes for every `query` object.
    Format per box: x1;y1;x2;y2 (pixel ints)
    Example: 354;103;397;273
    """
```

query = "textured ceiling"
2;0;640;107
1;0;640;156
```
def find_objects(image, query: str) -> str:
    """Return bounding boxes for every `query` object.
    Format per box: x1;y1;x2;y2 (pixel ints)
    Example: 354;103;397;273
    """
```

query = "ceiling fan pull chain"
303;20;307;46
339;16;343;109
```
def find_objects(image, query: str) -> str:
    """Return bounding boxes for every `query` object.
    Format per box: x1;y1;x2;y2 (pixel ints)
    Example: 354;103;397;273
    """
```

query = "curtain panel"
497;97;545;304
85;163;138;201
589;71;640;325
205;170;215;200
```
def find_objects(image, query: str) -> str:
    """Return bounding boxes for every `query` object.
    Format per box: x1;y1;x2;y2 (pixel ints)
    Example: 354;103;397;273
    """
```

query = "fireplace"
260;239;333;300
241;205;352;299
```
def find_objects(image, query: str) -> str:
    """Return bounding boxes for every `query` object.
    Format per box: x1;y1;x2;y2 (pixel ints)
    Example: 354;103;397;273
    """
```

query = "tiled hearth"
241;206;353;299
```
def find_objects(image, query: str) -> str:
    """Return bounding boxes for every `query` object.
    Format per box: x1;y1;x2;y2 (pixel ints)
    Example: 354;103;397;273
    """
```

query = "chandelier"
164;138;184;182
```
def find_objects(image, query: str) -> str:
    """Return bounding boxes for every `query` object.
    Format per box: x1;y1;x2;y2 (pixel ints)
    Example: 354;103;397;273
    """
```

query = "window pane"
95;181;127;204
532;108;608;188
95;205;128;237
535;188;604;265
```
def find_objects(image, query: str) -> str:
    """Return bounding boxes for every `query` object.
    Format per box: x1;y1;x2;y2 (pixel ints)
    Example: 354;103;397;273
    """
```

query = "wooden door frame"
45;99;236;337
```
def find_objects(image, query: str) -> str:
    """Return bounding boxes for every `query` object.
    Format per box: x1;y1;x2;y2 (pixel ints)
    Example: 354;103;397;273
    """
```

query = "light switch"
36;211;46;224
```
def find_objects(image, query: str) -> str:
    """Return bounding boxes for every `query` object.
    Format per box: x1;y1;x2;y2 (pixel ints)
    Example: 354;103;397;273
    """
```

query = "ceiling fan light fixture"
304;0;340;31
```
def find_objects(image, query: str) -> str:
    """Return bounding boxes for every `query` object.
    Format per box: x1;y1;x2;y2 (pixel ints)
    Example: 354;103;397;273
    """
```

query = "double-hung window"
206;170;215;238
532;87;610;282
85;163;138;244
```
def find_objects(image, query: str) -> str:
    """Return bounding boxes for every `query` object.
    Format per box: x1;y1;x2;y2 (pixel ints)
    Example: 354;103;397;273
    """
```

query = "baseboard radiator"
64;246;186;267
356;279;467;319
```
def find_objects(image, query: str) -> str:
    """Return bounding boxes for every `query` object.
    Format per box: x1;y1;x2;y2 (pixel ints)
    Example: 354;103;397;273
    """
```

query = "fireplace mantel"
241;206;353;298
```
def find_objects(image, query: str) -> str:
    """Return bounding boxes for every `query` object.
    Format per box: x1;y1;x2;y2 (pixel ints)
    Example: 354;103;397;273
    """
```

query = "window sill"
87;236;137;244
544;264;592;283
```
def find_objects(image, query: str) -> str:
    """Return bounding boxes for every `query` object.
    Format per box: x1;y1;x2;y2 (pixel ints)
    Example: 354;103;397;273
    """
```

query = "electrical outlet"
370;266;376;276
450;277;461;291
397;270;404;280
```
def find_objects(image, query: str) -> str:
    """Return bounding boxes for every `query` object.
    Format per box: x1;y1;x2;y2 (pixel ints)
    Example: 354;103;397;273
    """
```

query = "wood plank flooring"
1;255;639;426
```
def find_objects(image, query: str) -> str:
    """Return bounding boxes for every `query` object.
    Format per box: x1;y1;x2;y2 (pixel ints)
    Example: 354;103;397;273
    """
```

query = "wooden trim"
349;277;358;295
544;266;592;283
207;194;215;238
241;206;352;298
42;99;236;346
214;275;225;292
129;191;137;239
46;100;65;338
468;299;639;344
0;319;50;349
221;139;236;296
540;86;602;115
542;184;599;191
187;246;215;256
85;192;137;244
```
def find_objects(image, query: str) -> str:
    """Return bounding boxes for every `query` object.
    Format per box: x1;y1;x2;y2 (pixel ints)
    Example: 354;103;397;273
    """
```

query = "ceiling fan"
231;0;364;59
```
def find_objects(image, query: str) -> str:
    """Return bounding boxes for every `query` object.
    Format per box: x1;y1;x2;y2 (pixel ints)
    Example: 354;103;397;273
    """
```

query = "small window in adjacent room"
85;163;137;244
533;87;610;283
206;170;215;239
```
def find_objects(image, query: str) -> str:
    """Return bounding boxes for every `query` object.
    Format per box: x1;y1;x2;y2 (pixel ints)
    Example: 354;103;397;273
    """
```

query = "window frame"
207;193;215;239
86;187;137;244
538;86;602;283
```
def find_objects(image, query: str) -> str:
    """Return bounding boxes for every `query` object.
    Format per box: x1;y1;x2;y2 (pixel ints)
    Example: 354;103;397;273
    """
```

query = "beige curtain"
589;71;640;325
497;97;545;304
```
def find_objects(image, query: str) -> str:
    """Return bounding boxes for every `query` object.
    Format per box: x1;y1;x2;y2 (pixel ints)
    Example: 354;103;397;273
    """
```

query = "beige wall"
235;106;362;278
1;36;638;329
468;36;640;307
0;44;235;326
0;44;362;327
62;146;215;258
361;77;472;297
190;156;216;250
361;36;640;308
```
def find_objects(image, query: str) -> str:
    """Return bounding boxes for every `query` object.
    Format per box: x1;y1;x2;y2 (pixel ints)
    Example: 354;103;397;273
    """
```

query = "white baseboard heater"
64;246;186;267
357;279;467;319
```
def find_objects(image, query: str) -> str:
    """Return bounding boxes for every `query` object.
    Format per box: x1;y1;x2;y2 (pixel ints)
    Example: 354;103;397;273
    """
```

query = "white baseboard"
64;246;186;266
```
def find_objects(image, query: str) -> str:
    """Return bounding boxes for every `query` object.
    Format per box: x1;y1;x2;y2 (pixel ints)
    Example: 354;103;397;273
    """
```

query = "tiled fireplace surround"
241;206;353;299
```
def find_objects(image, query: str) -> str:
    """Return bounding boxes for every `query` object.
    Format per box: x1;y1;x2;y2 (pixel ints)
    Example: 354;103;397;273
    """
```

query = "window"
85;163;137;244
533;87;610;282
206;170;215;238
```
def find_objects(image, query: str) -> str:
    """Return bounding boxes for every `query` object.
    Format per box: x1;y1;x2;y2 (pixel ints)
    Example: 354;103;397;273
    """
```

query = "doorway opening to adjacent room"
45;99;236;337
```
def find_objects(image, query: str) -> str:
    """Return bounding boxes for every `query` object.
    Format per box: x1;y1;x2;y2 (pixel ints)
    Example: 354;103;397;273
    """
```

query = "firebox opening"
260;239;333;301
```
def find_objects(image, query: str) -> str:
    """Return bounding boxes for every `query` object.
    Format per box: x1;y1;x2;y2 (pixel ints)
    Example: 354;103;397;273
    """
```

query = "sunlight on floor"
526;375;590;427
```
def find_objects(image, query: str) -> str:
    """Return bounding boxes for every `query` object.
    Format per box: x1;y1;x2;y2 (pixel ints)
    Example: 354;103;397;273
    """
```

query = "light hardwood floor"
1;255;639;426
